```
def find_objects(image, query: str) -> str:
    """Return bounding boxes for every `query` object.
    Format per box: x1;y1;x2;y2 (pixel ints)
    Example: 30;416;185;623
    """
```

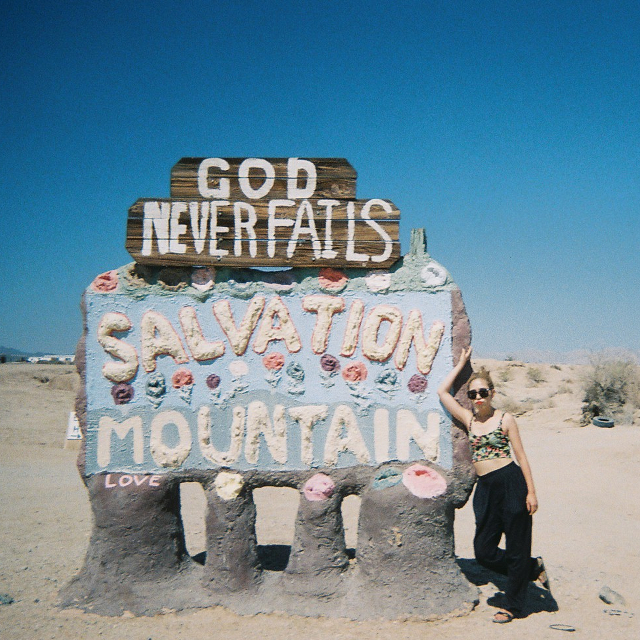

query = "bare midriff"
474;457;513;477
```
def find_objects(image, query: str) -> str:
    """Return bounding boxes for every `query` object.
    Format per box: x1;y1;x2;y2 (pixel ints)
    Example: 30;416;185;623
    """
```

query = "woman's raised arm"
437;346;473;428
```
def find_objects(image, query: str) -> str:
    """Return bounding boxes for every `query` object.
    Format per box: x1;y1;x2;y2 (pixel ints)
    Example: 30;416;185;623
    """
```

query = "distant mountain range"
476;348;640;365
0;345;47;358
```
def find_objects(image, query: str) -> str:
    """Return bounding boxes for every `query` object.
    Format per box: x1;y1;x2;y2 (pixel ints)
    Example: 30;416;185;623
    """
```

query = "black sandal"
493;610;514;624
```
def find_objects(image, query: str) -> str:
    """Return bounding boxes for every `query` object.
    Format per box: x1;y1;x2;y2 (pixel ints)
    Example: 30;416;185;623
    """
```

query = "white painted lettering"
287;200;322;258
245;401;287;464
140;310;189;372
317;199;339;259
141;201;170;255
396;410;440;461
169;202;188;254
150;410;192;467
340;300;365;357
374;408;390;463
253;296;302;354
361;199;393;263
287;158;317;199
267;199;295;257
97;312;139;383
238;158;276;199
361;304;403;362
233;201;258;257
97;416;144;467
301;295;345;354
288;405;328;465
345;202;369;262
394;316;444;374
189;201;210;254
198;405;245;465
324;405;371;465
178;306;225;361
213;296;265;356
198;158;230;199
208;200;230;257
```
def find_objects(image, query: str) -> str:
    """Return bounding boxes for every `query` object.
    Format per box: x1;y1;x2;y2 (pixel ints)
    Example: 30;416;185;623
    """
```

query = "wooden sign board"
126;158;401;268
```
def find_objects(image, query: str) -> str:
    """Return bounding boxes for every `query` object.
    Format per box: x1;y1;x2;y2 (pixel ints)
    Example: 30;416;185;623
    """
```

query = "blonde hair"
468;367;494;389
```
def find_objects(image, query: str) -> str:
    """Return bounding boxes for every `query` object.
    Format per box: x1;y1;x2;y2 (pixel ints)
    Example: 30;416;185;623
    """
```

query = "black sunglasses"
467;388;491;399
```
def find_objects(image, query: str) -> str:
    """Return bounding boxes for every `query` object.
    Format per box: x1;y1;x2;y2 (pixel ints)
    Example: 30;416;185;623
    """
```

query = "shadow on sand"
457;557;558;615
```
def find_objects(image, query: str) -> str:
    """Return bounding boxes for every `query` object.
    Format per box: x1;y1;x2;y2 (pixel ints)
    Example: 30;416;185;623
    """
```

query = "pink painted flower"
408;373;428;393
91;270;118;292
318;267;348;291
402;464;447;499
206;374;221;390
303;473;336;501
320;353;340;373
342;361;368;382
263;352;285;371
111;382;134;404
172;368;194;388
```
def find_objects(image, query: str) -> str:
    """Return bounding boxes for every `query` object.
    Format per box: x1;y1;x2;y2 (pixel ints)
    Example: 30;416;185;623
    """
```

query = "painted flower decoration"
408;373;428;393
402;464;447;499
342;361;368;382
191;267;216;292
365;272;391;292
320;353;340;373
172;368;194;388
263;352;285;371
372;467;403;491
318;267;348;292
286;361;305;381
303;473;336;501
146;372;166;398
376;369;398;388
421;263;448;287
206;374;221;390
229;359;249;377
91;270;118;293
111;382;134;405
214;472;244;501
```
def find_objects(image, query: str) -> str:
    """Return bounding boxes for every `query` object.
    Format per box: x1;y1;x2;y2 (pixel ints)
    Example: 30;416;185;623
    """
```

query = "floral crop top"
469;412;511;463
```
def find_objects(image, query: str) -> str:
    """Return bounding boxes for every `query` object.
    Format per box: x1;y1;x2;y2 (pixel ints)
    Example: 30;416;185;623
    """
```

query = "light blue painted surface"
84;268;456;475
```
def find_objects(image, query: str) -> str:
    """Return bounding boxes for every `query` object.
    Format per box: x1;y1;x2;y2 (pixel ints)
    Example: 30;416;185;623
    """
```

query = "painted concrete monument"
61;158;477;620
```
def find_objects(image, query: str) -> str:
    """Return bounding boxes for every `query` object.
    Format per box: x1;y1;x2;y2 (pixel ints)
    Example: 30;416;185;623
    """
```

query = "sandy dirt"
0;360;638;639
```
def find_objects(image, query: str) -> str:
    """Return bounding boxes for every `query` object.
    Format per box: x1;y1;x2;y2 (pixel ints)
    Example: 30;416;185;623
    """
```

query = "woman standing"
437;347;549;623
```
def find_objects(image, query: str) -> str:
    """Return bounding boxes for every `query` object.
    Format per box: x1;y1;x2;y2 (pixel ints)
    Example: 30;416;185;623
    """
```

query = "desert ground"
0;359;638;639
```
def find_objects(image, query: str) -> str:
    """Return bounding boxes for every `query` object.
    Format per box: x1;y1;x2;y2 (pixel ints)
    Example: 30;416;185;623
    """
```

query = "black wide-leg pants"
473;462;535;616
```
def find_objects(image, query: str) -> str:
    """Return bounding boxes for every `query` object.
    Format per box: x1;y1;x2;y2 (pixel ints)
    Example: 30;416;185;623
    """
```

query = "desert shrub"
526;366;546;385
498;367;513;383
557;383;572;395
495;397;533;417
551;364;562;371
581;356;640;425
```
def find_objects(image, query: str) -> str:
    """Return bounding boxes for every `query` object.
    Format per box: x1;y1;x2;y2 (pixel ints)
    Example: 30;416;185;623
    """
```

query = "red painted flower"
342;361;368;382
91;270;118;292
318;268;348;291
402;464;447;499
172;368;194;388
263;352;285;371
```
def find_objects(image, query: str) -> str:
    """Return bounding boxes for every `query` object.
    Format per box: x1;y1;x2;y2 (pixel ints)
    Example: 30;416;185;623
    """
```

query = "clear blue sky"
1;1;638;357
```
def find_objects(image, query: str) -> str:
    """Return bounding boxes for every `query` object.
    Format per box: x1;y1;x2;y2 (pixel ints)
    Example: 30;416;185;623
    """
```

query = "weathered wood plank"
128;198;400;222
126;238;401;269
170;157;357;200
